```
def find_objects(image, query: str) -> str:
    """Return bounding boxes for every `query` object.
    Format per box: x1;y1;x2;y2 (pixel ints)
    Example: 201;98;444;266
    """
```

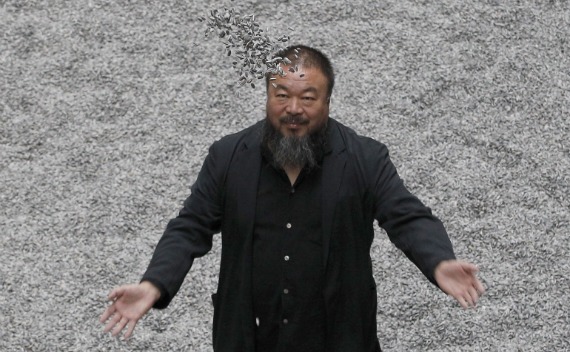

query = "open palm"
434;260;485;308
99;282;160;339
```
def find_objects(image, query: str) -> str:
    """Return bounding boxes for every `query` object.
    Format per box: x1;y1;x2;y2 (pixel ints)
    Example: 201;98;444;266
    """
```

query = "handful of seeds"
198;8;294;88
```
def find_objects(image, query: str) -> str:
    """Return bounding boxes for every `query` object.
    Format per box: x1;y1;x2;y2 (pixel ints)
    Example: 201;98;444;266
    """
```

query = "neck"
283;164;302;185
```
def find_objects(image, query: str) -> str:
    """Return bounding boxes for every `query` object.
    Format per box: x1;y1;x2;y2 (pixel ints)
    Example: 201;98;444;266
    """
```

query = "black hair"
265;45;335;99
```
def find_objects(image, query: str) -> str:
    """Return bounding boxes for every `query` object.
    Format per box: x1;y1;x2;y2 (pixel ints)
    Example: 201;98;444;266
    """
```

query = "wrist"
140;280;161;302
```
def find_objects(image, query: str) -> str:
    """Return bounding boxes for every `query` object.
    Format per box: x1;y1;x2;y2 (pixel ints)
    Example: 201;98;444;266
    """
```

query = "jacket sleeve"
141;141;226;309
371;142;456;286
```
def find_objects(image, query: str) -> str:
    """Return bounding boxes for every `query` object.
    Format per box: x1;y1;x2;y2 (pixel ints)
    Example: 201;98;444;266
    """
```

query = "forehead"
271;65;328;92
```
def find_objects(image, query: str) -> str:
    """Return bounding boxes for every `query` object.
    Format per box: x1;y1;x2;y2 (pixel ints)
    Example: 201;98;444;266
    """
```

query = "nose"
285;97;303;115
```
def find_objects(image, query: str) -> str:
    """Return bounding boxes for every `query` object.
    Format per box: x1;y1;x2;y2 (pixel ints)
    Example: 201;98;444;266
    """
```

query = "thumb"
456;260;478;273
108;286;125;301
464;263;480;273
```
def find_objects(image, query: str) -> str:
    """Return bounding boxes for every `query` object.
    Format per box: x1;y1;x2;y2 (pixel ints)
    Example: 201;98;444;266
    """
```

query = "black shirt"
252;148;326;352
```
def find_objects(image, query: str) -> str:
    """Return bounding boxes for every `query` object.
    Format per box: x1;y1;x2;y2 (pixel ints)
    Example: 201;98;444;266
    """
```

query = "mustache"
279;115;309;125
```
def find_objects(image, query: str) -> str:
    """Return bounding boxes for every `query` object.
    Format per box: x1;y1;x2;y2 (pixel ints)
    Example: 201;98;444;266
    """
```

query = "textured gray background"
1;0;569;351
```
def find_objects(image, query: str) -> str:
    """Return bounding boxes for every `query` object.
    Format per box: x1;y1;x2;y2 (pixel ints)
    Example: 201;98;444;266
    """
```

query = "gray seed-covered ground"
1;0;569;351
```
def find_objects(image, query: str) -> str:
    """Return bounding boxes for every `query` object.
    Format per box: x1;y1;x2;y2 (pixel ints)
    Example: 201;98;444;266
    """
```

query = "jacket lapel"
321;119;347;268
231;129;262;236
227;124;262;350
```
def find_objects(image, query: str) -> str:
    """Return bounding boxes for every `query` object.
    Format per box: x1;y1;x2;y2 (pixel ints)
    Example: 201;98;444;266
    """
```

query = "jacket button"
284;255;290;261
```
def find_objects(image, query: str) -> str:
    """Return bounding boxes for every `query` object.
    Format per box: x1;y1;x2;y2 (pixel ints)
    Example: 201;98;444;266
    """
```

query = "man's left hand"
434;260;485;308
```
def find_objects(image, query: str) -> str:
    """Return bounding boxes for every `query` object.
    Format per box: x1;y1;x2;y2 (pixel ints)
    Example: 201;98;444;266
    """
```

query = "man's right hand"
99;281;161;339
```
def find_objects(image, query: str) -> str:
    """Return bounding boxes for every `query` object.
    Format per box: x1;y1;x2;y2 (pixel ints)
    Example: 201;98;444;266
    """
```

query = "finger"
99;304;116;323
104;312;122;333
465;287;479;307
124;319;138;340
461;262;479;275
459;290;473;308
464;264;486;295
463;294;475;309
455;294;469;309
450;292;467;308
465;296;475;308
475;277;486;295
112;317;129;337
469;286;480;305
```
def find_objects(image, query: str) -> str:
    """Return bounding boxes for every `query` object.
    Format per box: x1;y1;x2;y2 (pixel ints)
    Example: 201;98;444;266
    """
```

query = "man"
100;45;485;351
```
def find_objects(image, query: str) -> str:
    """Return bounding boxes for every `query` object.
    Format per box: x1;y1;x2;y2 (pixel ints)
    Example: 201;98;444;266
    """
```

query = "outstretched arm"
99;281;161;339
371;142;456;284
366;139;485;305
434;260;485;308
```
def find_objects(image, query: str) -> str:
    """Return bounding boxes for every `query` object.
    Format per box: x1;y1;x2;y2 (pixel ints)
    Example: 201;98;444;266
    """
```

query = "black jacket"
142;118;456;351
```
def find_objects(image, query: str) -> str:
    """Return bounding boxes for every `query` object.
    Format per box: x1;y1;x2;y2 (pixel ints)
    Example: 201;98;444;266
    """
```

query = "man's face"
266;65;330;138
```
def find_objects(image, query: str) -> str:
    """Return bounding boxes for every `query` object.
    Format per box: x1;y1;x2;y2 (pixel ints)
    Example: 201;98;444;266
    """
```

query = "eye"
301;95;317;105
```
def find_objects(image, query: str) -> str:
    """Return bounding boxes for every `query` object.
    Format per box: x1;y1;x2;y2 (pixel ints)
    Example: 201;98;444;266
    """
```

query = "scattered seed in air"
200;7;297;89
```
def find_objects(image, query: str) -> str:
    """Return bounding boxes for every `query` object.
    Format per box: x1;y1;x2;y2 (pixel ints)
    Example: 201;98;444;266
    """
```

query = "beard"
261;115;328;170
